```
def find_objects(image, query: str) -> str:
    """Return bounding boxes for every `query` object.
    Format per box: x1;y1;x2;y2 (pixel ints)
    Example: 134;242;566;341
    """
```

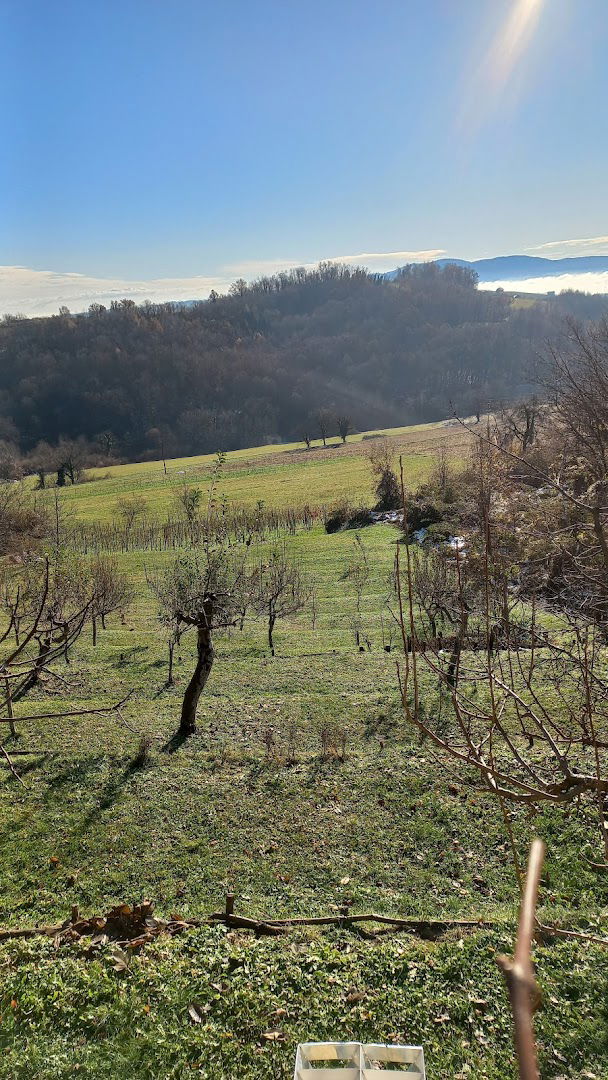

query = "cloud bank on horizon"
3;242;608;318
478;271;608;296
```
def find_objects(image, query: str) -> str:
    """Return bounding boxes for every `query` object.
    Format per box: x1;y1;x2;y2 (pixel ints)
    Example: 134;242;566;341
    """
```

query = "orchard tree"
150;548;253;737
251;547;310;655
341;534;370;649
116;494;147;534
90;557;134;645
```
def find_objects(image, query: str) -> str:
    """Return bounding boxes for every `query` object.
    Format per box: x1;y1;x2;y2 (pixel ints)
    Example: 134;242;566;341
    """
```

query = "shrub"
325;503;373;532
405;497;445;532
325;498;352;533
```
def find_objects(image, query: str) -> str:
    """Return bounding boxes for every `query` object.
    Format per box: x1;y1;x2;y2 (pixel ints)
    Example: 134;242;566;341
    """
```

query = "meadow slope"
2;421;607;1079
45;420;471;523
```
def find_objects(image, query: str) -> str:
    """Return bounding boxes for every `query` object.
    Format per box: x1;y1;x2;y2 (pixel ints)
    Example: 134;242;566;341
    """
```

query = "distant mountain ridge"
384;254;608;283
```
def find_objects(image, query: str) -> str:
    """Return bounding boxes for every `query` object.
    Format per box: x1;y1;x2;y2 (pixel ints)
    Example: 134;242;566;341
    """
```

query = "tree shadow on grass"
9;752;53;779
160;729;190;754
33;753;147;832
110;645;149;668
42;755;107;794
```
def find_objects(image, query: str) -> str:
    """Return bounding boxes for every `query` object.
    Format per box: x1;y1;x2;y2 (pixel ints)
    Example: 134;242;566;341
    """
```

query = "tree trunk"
167;640;175;686
179;626;214;736
92;617;97;646
268;612;275;656
447;612;469;688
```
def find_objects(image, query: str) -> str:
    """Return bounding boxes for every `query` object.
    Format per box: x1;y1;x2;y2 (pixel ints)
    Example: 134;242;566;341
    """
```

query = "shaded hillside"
0;262;579;460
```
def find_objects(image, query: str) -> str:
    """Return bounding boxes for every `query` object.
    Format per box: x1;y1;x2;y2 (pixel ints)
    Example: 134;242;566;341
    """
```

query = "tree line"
2;262;606;471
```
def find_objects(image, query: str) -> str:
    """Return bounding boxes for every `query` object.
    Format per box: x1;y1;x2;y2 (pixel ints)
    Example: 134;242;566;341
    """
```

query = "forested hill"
1;262;606;461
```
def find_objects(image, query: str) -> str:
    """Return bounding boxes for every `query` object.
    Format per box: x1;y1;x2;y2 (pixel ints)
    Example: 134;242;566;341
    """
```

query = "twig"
496;838;545;1080
536;922;608;948
0;743;25;786
0;691;133;725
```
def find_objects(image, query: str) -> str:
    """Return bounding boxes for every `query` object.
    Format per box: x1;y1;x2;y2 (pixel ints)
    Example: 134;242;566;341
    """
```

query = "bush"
406;497;445;532
374;469;401;511
325;499;352;533
325;500;373;533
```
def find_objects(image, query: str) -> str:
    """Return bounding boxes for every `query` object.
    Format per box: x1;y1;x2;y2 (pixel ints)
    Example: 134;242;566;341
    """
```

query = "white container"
294;1042;425;1079
294;1042;361;1079
362;1042;425;1076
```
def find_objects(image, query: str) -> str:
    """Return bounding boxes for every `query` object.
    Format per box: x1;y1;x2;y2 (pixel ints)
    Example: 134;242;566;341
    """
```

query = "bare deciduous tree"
0;485;48;557
315;409;333;447
336;414;352;443
251;547;310;655
149;548;253;737
396;492;608;864
116;494;148;533
1;558;93;703
90;557;134;645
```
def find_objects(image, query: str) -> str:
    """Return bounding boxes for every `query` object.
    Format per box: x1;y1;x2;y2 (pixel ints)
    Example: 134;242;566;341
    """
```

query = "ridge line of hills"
383;253;608;282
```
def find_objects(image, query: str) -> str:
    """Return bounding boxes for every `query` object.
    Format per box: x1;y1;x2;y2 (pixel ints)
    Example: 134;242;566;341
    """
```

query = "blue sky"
3;0;608;312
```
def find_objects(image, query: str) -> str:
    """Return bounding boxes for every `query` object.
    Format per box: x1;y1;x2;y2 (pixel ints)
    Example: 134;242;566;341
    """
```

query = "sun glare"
458;0;548;137
488;0;546;94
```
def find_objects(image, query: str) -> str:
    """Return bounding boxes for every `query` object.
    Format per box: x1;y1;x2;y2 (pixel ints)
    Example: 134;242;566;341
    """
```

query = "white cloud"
324;248;446;268
525;235;608;257
0;265;229;318
222;249;445;278
0;250;446;317
479;272;608;295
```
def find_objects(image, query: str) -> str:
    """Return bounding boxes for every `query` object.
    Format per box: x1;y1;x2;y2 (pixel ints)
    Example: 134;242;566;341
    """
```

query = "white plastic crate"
362;1043;426;1076
294;1042;361;1079
294;1041;425;1078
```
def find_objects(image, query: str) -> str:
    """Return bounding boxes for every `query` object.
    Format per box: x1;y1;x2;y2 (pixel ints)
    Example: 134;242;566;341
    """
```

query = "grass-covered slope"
43;420;470;523
3;431;608;1078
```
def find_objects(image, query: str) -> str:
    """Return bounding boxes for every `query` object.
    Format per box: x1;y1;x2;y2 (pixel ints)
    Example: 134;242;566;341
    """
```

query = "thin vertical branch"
496;839;545;1080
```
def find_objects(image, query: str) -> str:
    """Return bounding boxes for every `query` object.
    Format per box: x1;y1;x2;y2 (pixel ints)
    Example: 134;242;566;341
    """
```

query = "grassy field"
2;423;608;1078
41;420;471;523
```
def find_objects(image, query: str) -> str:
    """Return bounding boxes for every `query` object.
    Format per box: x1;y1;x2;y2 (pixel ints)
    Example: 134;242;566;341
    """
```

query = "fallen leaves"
188;1002;210;1024
110;946;130;972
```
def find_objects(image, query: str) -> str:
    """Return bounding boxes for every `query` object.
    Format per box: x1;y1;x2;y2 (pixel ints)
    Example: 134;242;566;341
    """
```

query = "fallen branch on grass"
2;892;606;953
0;896;487;948
0;691;134;726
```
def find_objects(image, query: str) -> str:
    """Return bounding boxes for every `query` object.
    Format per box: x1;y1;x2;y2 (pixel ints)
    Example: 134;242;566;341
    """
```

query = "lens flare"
458;0;547;136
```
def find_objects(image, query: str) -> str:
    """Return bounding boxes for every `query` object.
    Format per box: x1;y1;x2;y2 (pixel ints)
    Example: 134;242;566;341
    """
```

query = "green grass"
36;419;470;523
3;430;608;1077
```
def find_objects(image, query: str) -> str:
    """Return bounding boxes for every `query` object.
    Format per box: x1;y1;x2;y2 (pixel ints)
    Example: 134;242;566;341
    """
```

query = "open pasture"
42;420;472;524
2;423;607;1079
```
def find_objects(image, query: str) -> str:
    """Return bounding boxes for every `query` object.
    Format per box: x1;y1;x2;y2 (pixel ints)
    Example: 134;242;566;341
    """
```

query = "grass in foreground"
1;510;607;1074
